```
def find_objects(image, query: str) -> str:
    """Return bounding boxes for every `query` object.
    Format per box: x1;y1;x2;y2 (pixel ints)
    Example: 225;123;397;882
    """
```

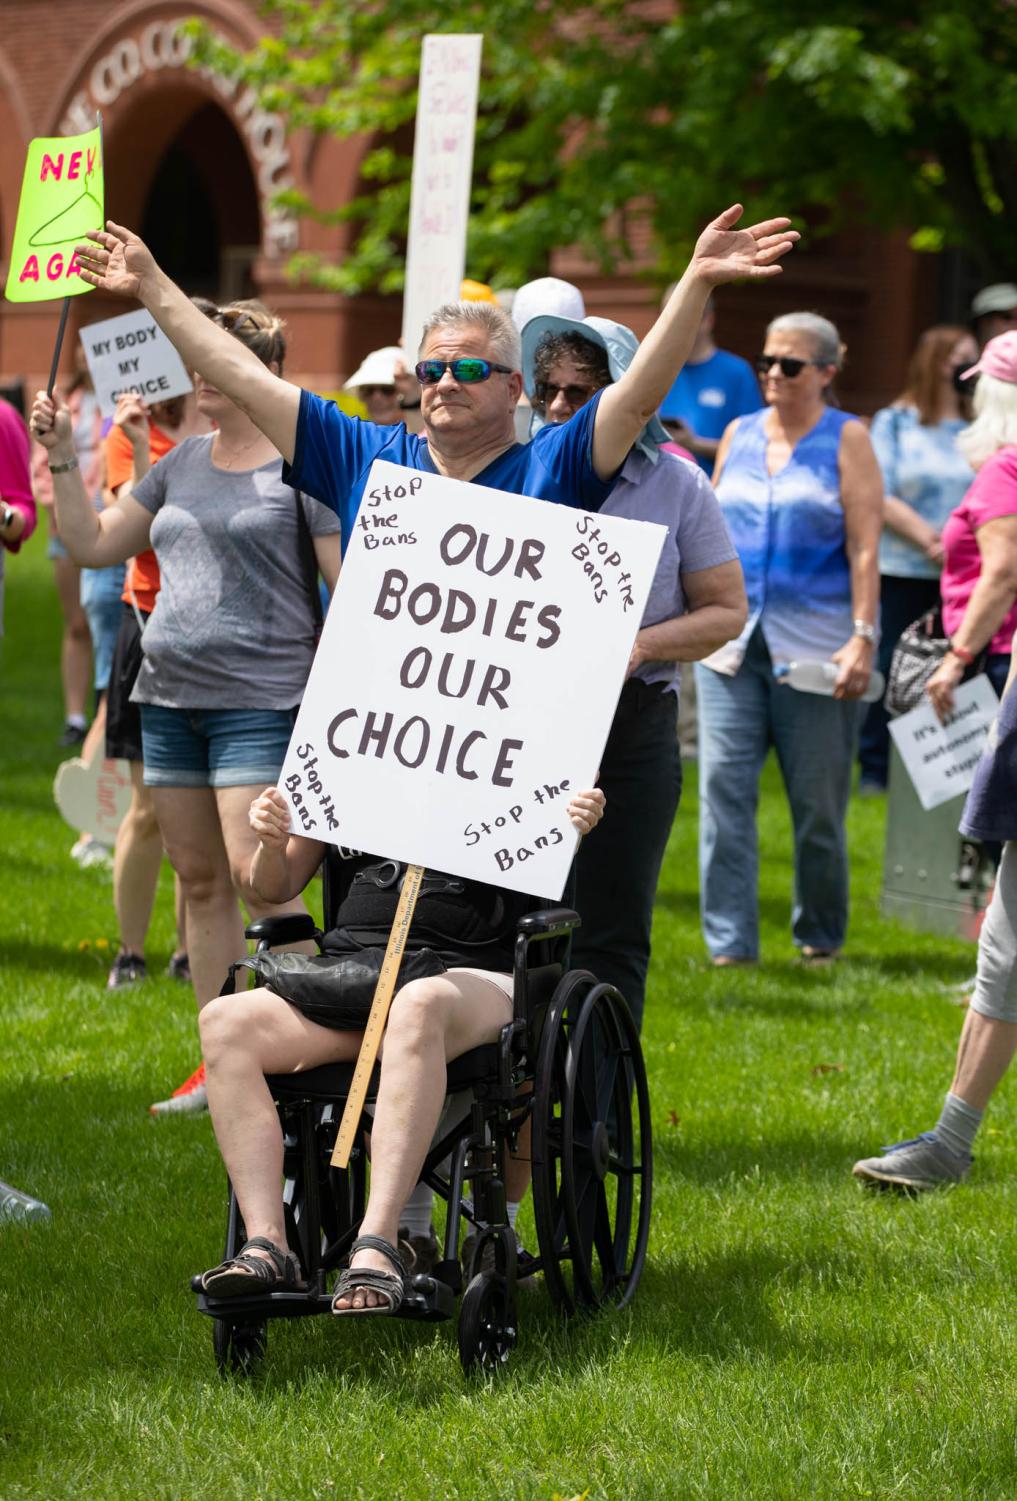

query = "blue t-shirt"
659;349;762;472
284;388;614;552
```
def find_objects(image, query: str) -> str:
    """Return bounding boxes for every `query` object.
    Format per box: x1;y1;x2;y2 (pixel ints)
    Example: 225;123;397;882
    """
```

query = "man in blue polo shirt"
659;295;761;477
64;207;797;538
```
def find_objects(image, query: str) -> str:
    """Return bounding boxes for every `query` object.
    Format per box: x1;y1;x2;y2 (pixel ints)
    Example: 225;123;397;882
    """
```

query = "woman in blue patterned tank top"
696;313;883;964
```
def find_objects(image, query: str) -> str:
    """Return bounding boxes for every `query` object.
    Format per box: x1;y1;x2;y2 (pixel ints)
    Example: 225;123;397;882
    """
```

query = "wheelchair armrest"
244;914;320;946
516;907;581;939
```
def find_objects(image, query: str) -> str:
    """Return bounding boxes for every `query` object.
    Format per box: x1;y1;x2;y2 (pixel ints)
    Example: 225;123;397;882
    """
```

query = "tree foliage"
187;0;1017;292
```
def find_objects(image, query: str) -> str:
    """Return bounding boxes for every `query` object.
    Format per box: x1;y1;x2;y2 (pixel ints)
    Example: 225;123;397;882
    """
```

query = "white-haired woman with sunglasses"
696;311;883;965
31;303;342;1115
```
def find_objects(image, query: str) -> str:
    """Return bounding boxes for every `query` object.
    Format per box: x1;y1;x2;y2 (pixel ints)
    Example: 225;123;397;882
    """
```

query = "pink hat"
962;330;1017;385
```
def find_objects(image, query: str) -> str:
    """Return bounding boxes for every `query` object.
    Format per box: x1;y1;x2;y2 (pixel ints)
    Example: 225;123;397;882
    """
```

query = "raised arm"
73;223;301;464
593;206;798;480
29;390;153;567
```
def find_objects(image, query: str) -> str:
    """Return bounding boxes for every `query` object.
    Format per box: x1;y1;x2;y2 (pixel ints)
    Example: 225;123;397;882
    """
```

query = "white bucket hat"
343;346;402;391
511;277;586;332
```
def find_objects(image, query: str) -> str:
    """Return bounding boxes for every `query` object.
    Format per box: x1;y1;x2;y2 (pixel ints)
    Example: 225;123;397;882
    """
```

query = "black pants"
858;575;940;787
571;678;682;1033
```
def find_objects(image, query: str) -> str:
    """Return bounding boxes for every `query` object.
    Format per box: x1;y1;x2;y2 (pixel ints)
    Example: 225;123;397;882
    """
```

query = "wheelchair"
194;847;653;1376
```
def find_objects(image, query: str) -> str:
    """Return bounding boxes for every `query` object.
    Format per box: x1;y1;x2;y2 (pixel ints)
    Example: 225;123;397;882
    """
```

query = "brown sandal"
332;1235;405;1316
199;1237;306;1298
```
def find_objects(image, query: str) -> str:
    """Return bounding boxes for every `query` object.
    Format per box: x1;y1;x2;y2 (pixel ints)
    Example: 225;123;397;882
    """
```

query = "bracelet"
1;504;14;530
950;641;975;667
47;456;79;474
852;619;877;644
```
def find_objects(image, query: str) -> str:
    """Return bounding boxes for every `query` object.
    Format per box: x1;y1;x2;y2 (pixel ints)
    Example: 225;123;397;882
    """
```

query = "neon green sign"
4;125;104;304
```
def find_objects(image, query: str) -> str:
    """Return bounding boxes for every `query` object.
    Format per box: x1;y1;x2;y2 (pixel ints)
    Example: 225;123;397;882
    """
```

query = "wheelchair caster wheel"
212;1318;267;1377
457;1271;516;1375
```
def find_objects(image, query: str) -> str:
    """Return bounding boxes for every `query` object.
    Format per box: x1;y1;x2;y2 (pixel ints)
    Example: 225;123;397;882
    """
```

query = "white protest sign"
54;750;132;840
888;674;999;811
79;308;192;418
278;460;665;898
400;34;483;357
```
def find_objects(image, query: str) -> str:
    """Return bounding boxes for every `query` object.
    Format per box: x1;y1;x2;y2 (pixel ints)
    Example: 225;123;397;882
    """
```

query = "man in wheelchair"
195;782;605;1316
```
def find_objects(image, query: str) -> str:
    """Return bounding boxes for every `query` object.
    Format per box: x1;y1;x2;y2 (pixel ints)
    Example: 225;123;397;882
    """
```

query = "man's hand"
568;788;606;836
29;391;73;454
690;205;799;287
249;787;292;850
113;393;149;450
74;221;157;299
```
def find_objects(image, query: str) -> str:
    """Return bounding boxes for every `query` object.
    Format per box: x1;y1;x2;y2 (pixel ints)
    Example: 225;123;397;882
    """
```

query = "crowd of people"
4;210;1017;1287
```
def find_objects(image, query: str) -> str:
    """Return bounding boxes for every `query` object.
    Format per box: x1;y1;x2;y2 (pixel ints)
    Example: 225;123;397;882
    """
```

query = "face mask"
953;365;978;398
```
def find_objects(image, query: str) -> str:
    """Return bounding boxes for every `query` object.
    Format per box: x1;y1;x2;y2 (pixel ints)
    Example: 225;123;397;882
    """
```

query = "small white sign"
54;750;132;840
79;308;193;418
401;34;483;357
277;459;665;898
888;674;999;810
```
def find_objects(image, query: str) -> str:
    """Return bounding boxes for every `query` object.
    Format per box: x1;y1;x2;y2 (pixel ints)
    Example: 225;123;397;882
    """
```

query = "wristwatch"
398;397;422;410
852;619;877;644
1;504;14;531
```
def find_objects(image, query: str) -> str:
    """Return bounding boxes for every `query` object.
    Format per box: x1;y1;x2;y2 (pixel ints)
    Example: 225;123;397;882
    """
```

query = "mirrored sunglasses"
415;358;513;385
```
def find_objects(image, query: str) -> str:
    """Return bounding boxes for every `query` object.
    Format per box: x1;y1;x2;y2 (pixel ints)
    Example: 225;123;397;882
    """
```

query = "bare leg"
152;786;247;1007
336;971;513;1310
113;763;163;956
172;874;187;961
80;697;108;766
52;555;91;723
200;988;361;1252
950;1008;1017;1111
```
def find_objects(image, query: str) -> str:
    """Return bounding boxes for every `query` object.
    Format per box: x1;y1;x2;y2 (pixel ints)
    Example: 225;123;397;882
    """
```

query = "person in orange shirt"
103;388;208;990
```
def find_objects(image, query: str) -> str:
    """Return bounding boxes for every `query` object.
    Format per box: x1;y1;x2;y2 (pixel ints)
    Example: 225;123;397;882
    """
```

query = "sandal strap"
350;1234;406;1280
242;1237;296;1278
333;1265;403;1312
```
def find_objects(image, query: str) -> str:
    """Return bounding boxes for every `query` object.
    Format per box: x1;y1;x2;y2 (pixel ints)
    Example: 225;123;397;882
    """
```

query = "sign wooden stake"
331;862;425;1169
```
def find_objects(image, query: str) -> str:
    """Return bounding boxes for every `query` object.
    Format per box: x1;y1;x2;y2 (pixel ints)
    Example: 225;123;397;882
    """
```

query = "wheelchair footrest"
398;1274;457;1322
196;1288;331;1321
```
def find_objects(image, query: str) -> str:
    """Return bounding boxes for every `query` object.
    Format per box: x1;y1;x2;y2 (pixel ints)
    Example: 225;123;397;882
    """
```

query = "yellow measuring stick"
331;862;425;1169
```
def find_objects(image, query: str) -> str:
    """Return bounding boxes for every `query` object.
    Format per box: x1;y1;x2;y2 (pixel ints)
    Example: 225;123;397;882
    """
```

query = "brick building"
0;0;968;414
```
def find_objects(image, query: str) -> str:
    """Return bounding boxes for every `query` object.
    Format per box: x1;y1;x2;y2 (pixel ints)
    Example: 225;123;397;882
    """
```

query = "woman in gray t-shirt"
32;302;341;1113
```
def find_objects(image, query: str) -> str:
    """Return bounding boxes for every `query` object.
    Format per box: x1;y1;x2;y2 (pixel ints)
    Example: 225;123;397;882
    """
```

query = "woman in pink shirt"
926;332;1017;719
0;396;38;635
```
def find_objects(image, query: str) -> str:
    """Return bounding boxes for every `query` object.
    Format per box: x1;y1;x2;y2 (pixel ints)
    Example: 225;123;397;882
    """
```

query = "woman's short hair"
533;331;612;389
419;301;521;370
898;324;971;426
213;299;287;373
958;374;1017;467
766;312;844;368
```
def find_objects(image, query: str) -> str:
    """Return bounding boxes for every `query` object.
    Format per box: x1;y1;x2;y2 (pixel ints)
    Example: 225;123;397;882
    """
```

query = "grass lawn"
3;530;1016;1501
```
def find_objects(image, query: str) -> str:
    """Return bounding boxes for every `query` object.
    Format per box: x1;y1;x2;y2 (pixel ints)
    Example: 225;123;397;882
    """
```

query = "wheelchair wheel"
457;1271;516;1375
532;976;652;1313
212;1317;267;1377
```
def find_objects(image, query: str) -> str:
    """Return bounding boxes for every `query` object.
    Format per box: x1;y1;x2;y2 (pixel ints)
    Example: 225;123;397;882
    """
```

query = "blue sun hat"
519;313;671;463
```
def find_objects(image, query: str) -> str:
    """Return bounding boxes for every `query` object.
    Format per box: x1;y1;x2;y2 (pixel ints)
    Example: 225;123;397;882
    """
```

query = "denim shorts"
140;704;297;788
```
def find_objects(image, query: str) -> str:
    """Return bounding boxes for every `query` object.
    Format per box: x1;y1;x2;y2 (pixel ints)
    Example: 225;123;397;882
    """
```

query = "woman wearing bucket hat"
520;311;748;1030
853;332;1017;1192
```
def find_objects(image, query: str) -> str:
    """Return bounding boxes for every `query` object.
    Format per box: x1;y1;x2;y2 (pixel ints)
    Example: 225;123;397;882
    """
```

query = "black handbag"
227;945;446;1030
885;607;985;718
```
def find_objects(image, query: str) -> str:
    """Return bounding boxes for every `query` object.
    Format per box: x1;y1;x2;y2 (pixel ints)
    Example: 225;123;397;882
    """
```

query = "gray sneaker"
852;1132;972;1190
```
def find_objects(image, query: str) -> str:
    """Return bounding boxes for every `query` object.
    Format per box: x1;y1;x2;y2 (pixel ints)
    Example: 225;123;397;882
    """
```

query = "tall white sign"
277;461;665;899
400;34;483;358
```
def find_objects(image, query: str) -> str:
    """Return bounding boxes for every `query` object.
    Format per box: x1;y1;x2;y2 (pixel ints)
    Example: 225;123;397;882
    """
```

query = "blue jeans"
80;562;126;694
696;627;863;959
140;704;297;788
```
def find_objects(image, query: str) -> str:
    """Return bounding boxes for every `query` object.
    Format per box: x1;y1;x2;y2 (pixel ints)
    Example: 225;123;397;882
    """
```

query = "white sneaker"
149;1063;208;1116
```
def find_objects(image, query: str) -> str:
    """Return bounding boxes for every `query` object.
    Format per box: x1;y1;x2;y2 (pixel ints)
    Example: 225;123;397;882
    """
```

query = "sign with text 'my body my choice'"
5;125;104;303
889;674;999;811
278;461;665;898
400;34;483;356
80;309;193;418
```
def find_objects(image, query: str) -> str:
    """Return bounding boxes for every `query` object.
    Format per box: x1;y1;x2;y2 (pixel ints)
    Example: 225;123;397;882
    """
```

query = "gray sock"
934;1092;983;1159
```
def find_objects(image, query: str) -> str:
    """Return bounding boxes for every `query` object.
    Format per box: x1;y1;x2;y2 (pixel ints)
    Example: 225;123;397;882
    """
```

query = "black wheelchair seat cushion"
265;1043;501;1102
231;946;446;1030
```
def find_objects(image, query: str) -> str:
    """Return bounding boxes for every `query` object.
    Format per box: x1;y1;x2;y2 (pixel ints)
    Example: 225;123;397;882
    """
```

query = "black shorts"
105;603;150;763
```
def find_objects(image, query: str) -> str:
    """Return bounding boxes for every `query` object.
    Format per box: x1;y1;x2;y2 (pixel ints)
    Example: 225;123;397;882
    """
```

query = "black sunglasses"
534;379;602;409
754;354;825;378
415;358;513;385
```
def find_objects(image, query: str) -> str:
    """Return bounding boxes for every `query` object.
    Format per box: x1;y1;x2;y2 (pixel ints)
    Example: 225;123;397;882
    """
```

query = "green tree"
188;0;1017;291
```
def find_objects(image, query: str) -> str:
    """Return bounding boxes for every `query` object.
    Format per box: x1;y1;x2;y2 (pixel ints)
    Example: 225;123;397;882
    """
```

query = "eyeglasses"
754;354;824;378
534;380;602;409
359;385;396;399
414;358;513;385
